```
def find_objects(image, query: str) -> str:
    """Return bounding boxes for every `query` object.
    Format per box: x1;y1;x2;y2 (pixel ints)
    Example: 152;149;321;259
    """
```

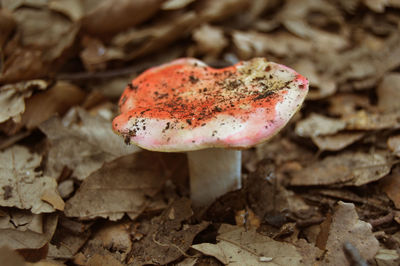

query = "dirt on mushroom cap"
113;58;308;152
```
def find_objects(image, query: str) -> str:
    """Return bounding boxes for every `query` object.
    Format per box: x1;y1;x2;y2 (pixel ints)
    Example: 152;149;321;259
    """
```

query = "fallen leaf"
293;59;337;100
81;0;163;37
0;213;58;250
20;81;86;130
328;93;372;117
387;135;400;157
321;201;379;265
40;108;139;181
0;9;16;47
0;246;25;266
279;0;349;51
129;198;209;265
86;253;123;266
295;113;346;138
232;31;312;59
344;110;400;130
64;151;166;220
0;80;48;124
311;132;364;151
377;73;400;112
191;24;228;58
192;224;306;265
290;151;392;186
162;0;196;10
380;165;400;209
374;249;400;266
0;145;62;213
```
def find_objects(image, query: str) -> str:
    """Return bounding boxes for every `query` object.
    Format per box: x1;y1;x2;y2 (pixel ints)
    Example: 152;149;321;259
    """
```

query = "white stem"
187;148;241;207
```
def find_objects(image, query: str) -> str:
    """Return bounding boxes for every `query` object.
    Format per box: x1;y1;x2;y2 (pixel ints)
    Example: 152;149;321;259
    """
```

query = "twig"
369;212;394;227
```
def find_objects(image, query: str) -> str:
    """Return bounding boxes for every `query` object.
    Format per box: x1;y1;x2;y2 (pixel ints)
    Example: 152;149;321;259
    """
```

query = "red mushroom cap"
113;58;308;152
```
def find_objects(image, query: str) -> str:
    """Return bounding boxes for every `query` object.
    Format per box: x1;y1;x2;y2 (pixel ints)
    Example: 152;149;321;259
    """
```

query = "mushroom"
113;58;308;206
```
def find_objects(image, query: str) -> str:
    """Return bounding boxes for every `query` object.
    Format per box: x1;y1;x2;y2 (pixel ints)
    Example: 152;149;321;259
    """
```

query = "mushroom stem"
187;148;241;207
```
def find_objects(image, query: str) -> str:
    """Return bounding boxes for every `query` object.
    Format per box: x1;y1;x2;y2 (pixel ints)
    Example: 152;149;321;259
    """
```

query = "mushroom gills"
187;148;241;207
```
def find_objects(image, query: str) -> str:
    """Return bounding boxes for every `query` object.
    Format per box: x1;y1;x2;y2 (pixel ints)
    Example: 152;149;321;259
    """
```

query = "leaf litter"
1;0;400;265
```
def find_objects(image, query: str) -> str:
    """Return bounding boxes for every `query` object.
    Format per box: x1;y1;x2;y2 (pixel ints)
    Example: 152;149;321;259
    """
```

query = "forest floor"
1;0;400;265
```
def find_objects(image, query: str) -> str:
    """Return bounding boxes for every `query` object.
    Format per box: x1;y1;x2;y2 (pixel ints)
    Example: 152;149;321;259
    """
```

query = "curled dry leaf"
191;24;228;58
162;0;196;10
0;9;16;47
192;224;317;266
295;113;346;138
320;202;379;265
0;80;48;124
377;73;400;112
293;60;336;100
387;135;400;157
64;152;166;221
0;246;25;266
0;145;63;213
1;5;80;83
290;151;392;187
81;0;163;37
344;110;400;130
312;132;364;151
232;31;312;59
40;108;139;181
279;0;349;51
380;165;400;209
374;248;400;266
328;93;372;117
6;81;86;135
129;198;209;265
0;213;58;250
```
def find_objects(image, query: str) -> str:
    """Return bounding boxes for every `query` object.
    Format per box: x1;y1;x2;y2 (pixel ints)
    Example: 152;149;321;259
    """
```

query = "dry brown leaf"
86;253;123;266
321;202;379;265
111;12;198;61
312;132;364;151
295;113;346;138
279;0;349;51
378;73;400;112
0;80;48;124
191;24;228;58
388;135;400;157
81;0;163;37
162;0;196;10
232;31;312;59
0;210;43;235
64;152;165;220
344;110;400;130
293;60;336;100
380;165;400;209
48;230;90;260
129;198;209;265
0;213;58;250
0;9;16;47
290;151;392;186
1;5;79;83
328;93;372;117
48;0;84;21
40;108;139;181
374;249;400;266
0;246;25;266
20;81;86;130
0;145;63;213
198;0;250;22
192;224;309;265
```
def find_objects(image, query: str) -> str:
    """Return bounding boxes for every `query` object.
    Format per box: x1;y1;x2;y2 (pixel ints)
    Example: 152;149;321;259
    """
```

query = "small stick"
369;212;394;227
